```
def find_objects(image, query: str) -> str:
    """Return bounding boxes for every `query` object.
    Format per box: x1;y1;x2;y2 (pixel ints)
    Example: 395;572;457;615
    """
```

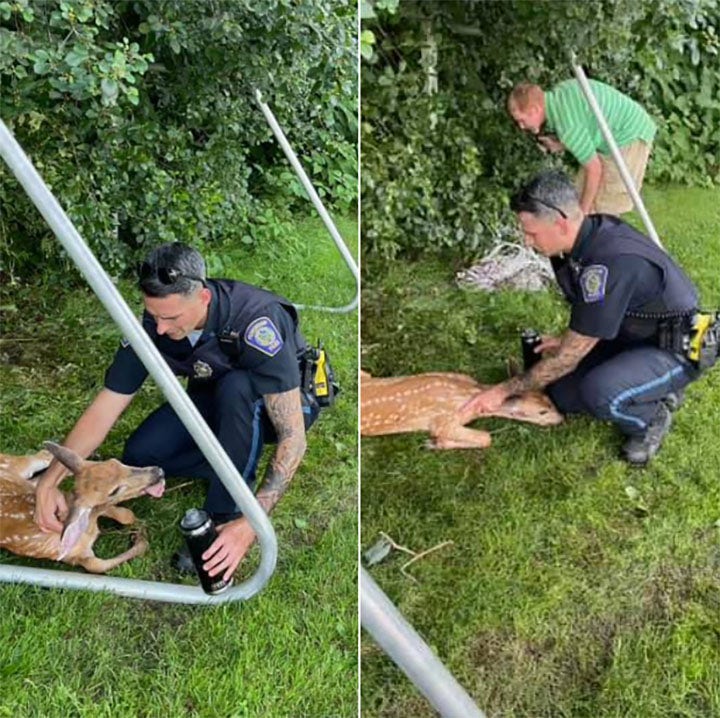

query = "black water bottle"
521;328;542;371
179;508;233;595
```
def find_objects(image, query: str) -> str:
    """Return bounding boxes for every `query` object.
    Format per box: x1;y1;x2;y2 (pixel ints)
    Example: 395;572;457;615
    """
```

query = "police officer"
35;242;320;581
460;170;700;465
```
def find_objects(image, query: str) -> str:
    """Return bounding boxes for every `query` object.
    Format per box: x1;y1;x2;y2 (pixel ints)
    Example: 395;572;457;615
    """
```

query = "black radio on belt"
686;312;720;370
299;341;340;407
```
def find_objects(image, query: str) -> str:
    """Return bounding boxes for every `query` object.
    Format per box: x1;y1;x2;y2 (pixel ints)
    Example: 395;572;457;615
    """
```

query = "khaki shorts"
576;140;652;215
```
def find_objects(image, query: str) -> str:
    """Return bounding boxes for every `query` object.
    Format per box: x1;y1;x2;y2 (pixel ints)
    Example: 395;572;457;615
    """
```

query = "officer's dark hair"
510;170;581;221
138;243;206;298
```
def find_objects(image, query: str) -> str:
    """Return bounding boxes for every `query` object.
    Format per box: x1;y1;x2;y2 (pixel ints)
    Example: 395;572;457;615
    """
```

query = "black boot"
621;403;673;466
663;388;686;412
171;544;197;575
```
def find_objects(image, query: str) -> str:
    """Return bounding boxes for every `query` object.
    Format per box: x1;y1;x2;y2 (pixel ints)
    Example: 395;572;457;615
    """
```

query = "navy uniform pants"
122;371;320;515
546;341;699;437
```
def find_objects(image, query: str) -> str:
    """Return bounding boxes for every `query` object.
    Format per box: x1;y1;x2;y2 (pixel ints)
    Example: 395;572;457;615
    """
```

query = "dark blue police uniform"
546;215;700;436
105;279;319;517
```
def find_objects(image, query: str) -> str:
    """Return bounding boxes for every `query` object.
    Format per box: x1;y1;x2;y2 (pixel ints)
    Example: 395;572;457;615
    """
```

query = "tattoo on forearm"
506;332;598;394
256;389;307;514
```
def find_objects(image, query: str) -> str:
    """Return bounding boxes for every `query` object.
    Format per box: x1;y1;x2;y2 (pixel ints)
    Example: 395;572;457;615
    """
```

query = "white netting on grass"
456;241;555;292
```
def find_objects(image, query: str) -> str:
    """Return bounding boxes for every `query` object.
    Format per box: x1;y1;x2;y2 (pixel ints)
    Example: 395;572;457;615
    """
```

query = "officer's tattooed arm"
256;387;307;514
505;330;599;394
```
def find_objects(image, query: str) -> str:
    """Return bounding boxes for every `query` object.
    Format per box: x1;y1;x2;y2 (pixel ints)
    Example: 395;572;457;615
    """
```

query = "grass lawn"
360;187;720;717
0;214;358;718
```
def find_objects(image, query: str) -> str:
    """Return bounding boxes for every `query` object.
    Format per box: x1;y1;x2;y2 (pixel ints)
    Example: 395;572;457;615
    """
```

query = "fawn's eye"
108;485;125;497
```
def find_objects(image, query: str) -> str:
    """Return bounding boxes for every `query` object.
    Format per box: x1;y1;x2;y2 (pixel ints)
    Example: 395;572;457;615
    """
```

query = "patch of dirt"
641;559;720;623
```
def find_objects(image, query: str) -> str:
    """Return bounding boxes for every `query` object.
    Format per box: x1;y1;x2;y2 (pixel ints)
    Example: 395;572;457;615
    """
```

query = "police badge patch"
193;360;213;379
580;264;608;303
244;316;284;357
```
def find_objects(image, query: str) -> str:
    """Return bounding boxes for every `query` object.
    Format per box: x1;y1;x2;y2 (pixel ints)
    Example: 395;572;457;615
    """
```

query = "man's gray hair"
510;170;581;221
138;242;206;298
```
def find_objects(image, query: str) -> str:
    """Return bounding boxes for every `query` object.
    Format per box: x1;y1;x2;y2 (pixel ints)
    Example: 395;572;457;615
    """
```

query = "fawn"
0;442;165;573
361;371;562;449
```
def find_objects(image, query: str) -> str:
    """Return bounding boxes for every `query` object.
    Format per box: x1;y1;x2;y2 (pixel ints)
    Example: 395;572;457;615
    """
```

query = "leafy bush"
361;0;720;261
0;0;357;277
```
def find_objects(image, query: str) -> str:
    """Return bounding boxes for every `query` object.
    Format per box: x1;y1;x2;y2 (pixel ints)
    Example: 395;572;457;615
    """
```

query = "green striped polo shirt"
545;79;657;165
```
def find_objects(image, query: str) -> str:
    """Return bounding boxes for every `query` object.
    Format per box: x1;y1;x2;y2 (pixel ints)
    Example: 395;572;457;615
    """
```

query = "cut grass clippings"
0;213;358;718
360;186;720;718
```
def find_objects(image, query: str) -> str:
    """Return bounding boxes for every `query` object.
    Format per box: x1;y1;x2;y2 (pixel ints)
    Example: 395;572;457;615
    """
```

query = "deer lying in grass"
0;442;165;573
361;370;562;449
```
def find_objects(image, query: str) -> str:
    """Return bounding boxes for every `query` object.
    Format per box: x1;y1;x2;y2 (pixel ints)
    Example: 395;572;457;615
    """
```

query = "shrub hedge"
1;0;357;276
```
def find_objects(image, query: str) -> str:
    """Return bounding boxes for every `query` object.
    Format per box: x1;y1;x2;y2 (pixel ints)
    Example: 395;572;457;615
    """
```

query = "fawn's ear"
58;506;92;560
43;442;84;474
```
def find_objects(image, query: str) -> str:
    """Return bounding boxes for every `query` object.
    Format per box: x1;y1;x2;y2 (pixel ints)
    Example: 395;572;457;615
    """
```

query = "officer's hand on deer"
457;383;511;424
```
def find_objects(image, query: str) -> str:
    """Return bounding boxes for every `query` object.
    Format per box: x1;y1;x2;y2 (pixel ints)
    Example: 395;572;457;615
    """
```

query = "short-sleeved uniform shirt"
105;280;303;398
545;79;657;165
552;215;698;343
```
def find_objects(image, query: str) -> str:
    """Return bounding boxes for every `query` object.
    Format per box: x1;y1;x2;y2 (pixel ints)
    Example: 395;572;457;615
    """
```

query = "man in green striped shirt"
508;79;656;216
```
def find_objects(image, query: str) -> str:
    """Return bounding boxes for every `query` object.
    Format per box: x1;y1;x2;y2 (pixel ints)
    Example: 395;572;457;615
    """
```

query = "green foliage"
0;0;357;277
634;1;720;186
361;0;720;260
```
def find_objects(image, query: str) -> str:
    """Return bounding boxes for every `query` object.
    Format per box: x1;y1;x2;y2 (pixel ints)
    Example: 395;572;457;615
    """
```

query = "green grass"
360;187;720;718
0;214;358;718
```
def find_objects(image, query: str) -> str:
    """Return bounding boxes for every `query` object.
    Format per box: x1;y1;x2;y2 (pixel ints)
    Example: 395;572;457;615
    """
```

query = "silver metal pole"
255;89;359;313
361;569;486;718
570;57;663;249
0;118;277;604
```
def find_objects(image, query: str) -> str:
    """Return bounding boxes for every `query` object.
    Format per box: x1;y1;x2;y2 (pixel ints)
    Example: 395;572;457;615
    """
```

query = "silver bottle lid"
180;507;210;532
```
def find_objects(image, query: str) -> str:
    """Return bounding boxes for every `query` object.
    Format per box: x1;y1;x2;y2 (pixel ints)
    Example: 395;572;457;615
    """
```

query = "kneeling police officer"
35;242;323;581
461;170;706;465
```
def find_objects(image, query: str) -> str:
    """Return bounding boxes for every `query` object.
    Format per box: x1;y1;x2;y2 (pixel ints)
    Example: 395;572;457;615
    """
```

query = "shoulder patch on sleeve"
580;264;608;303
244;316;284;357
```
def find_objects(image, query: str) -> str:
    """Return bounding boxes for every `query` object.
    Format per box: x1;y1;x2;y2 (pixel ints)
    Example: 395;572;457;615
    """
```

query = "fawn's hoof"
133;534;149;556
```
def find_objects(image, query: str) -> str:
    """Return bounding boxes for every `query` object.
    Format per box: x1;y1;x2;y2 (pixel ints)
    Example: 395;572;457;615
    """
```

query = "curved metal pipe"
0;118;276;603
570;56;663;249
255;89;359;314
361;568;486;718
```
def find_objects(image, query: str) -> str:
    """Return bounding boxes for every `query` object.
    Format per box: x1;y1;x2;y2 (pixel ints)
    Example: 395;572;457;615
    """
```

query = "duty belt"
651;310;720;370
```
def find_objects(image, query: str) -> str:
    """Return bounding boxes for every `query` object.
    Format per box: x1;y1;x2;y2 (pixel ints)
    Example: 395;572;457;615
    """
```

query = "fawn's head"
44;442;165;559
502;393;563;426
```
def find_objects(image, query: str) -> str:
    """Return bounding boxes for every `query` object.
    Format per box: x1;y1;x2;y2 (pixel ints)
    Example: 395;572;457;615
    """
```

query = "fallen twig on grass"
163;481;194;494
399;540;455;583
365;531;455;583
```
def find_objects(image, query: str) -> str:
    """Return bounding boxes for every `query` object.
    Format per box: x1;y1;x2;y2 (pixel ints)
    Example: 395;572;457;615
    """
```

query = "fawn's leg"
76;533;149;574
100;506;136;525
72;510;145;573
428;421;492;450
